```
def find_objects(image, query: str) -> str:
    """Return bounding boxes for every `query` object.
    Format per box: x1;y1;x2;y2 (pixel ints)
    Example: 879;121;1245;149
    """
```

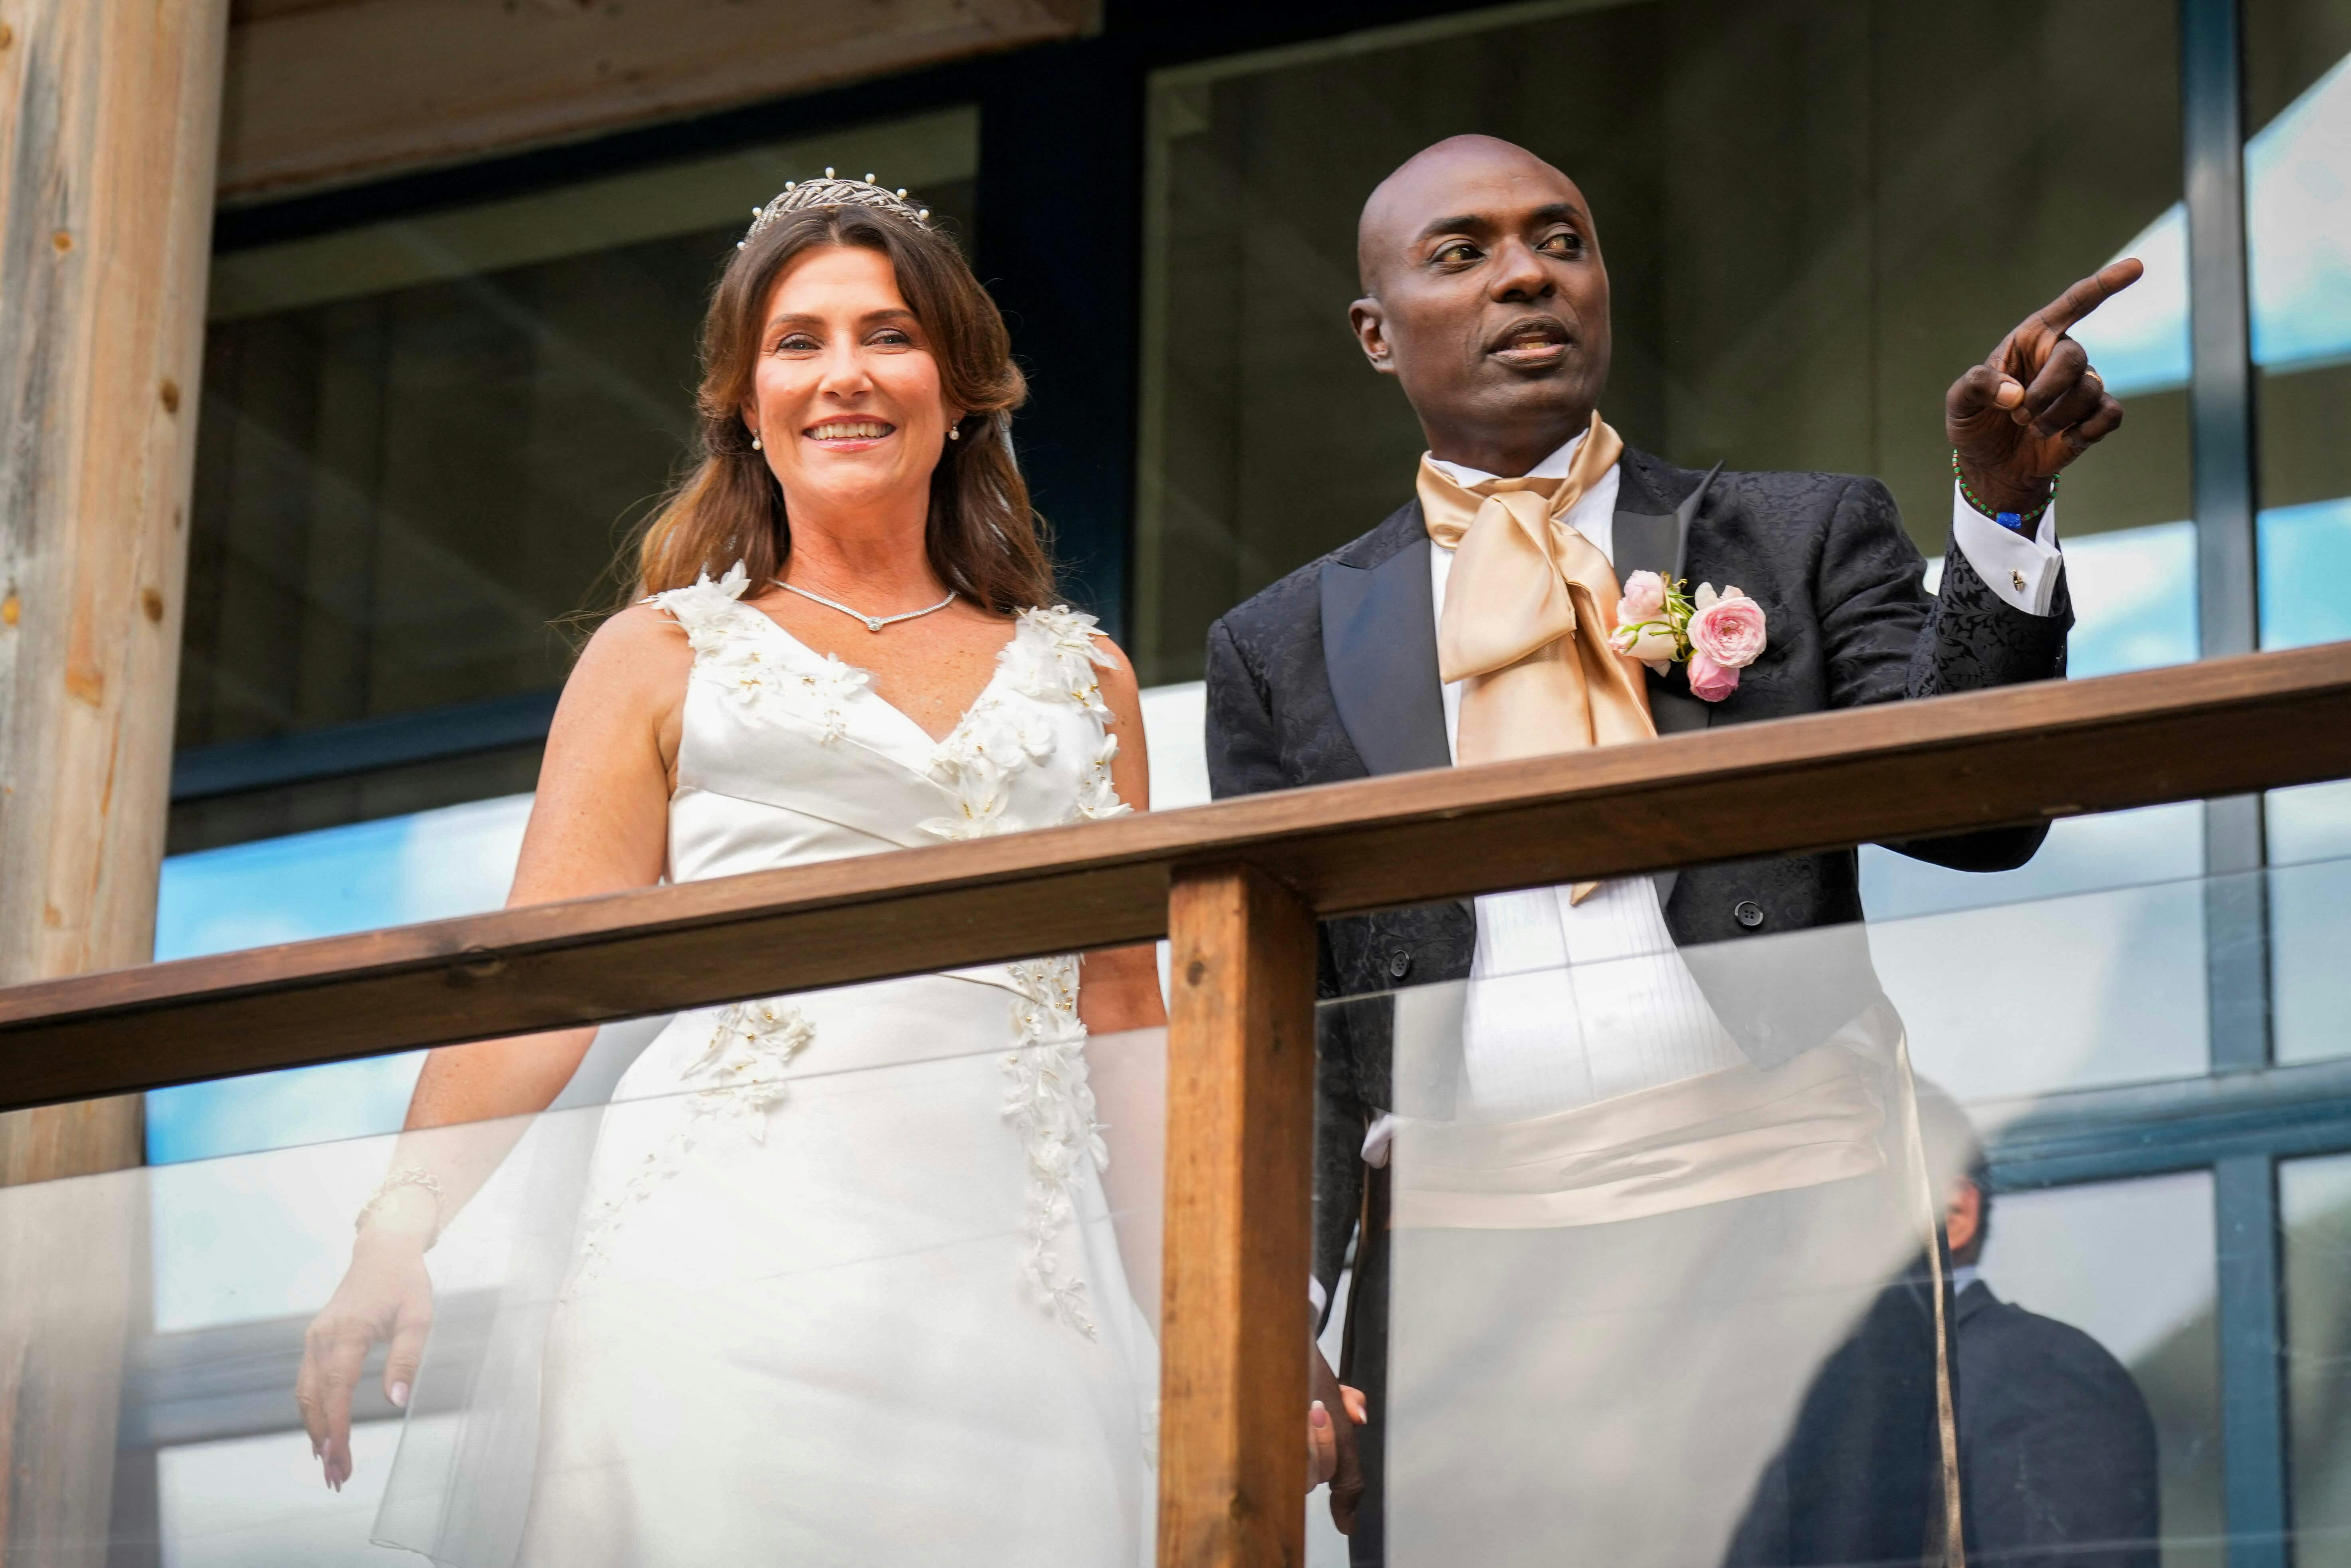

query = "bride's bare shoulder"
1089;632;1142;709
566;602;694;706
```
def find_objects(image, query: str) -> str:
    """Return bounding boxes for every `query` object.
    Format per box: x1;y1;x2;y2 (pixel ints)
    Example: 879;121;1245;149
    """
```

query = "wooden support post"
0;0;227;1172
0;0;227;1558
1160;863;1317;1567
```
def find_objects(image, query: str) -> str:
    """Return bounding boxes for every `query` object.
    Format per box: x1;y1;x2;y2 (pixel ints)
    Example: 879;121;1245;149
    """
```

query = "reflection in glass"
2271;781;2351;1065
2070;48;2351;392
2243;4;2351;669
1878;864;2210;1104
1966;1172;2220;1568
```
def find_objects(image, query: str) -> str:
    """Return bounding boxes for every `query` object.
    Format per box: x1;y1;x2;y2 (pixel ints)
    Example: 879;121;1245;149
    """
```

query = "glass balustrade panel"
1;952;1166;1566
1316;847;2324;1565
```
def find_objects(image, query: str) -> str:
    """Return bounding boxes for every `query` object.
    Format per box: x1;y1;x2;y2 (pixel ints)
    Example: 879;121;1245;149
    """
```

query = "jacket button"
1734;900;1766;929
1387;950;1412;980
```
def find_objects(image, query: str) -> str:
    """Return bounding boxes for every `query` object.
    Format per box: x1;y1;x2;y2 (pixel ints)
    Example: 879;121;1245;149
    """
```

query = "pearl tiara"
739;169;932;249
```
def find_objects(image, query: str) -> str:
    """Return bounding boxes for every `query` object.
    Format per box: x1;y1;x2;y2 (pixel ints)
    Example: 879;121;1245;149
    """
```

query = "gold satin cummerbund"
1389;1040;1890;1231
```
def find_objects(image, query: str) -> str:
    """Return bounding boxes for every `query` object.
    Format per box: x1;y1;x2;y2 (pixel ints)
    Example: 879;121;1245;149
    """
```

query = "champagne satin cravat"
1420;413;1655;902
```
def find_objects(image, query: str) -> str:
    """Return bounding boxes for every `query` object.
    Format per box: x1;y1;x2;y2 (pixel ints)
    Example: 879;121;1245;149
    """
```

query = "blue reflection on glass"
2262;497;2351;651
2073;52;2351;394
146;795;532;1164
1870;519;2199;926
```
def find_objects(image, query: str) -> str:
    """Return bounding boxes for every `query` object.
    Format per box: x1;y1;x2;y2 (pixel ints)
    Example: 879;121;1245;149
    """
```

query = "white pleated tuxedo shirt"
1421;433;2063;1122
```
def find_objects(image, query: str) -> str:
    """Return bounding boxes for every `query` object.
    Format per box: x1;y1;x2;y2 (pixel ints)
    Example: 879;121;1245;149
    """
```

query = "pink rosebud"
1688;650;1740;702
1687;587;1767;670
1616;570;1667;624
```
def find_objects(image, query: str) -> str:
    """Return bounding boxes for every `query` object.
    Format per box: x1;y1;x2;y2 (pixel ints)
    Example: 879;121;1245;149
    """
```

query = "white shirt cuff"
1950;483;2063;617
1309;1275;1328;1314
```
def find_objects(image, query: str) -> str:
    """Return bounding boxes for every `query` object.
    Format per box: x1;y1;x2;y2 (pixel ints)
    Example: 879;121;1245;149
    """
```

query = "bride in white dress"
293;177;1187;1564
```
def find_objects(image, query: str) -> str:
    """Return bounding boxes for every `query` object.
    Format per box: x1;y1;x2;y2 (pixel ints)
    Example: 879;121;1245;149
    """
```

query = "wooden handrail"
2;641;2349;1111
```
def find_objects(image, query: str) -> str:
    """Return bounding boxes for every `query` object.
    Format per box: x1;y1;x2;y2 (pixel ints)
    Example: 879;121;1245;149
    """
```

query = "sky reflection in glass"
2074;53;2351;394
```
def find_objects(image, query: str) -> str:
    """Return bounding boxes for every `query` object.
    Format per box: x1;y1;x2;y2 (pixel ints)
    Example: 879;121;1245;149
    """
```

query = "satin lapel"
1620;458;1724;743
1610;457;1721;597
1610;508;1681;586
1619;459;1723;909
1320;526;1450;778
1673;461;1723;585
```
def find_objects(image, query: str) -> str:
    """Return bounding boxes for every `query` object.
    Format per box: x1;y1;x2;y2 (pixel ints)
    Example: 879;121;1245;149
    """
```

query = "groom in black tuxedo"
1205;135;2137;1563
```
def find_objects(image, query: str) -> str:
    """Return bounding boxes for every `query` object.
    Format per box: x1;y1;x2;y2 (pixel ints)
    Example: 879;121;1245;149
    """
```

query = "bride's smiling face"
745;243;959;522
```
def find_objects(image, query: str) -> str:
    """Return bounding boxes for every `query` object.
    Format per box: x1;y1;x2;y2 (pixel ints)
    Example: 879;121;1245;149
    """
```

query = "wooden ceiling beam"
217;0;1095;202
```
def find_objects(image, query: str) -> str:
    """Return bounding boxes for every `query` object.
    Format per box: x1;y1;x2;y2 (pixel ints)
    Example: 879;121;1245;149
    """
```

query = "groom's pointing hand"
1949;257;2143;514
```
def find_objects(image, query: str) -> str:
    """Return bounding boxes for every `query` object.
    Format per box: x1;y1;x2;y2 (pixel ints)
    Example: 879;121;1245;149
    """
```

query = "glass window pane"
2270;780;2351;1065
2256;0;2351;1080
1136;0;2184;682
2282;1153;2351;1566
1969;1172;2222;1568
2246;0;2351;652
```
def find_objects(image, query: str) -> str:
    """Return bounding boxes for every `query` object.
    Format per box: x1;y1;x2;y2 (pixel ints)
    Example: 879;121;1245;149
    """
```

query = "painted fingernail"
1311;1400;1330;1428
390;1381;410;1409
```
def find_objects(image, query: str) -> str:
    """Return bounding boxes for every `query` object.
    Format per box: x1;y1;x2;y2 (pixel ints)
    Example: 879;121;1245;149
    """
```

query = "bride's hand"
296;1197;436;1491
1308;1342;1365;1532
1310;1399;1338;1487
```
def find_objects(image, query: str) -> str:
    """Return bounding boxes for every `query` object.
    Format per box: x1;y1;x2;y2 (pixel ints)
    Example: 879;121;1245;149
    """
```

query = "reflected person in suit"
1204;133;2139;1566
1917;1090;2163;1568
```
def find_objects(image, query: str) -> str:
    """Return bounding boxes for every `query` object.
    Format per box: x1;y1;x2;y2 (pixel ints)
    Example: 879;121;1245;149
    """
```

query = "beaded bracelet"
1953;448;2058;533
356;1167;446;1246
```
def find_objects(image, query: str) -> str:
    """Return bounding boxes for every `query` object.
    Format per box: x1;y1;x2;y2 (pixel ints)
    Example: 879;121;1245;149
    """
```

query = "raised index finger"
2034;257;2146;336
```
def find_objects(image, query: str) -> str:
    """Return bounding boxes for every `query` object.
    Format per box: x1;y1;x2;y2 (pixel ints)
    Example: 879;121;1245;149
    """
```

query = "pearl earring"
947;426;960;441
750;434;762;450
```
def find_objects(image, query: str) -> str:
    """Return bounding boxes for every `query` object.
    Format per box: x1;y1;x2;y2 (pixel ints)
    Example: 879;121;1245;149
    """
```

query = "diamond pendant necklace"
774;578;957;634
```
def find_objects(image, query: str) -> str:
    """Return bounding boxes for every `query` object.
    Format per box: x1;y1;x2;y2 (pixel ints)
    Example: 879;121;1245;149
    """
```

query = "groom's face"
1351;137;1612;475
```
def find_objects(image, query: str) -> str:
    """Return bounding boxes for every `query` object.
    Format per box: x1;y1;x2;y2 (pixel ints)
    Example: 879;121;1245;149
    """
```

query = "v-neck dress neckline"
646;562;1130;864
735;601;1023;764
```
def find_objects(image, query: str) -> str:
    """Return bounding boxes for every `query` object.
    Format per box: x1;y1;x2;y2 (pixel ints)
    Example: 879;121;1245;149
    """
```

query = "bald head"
1356;135;1582;295
1347;135;1613;477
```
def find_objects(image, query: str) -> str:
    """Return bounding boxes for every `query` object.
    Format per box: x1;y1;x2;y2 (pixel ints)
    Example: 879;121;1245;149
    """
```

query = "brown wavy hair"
630;203;1053;612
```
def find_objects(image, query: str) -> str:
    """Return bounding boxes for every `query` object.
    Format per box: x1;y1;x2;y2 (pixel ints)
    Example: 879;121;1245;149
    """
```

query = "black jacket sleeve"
1814;477;2073;873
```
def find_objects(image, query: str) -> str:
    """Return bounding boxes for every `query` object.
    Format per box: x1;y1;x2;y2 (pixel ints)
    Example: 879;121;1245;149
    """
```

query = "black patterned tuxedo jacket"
1203;443;2074;1293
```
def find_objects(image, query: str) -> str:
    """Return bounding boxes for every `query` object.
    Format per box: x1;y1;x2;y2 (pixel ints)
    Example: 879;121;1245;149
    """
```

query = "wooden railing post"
0;0;228;1556
1160;862;1317;1566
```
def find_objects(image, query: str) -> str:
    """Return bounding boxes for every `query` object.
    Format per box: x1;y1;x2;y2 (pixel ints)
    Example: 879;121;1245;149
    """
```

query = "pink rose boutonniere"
1607;573;1768;703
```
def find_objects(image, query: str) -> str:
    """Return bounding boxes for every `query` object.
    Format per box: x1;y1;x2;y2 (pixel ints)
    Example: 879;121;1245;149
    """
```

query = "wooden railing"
8;641;2351;1564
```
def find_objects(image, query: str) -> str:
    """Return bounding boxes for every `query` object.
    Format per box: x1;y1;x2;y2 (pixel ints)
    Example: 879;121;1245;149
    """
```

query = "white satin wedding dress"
480;568;1156;1565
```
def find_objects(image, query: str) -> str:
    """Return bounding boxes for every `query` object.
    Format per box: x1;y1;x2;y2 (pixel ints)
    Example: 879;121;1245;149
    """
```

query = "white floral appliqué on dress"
507;567;1158;1568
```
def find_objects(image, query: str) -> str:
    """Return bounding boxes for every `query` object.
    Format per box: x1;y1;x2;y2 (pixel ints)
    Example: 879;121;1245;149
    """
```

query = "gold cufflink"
2011;569;2026;593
